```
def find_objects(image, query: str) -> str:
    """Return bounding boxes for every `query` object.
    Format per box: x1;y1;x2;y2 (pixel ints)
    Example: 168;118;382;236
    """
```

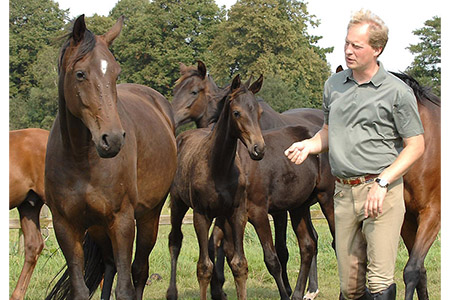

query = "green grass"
9;204;440;299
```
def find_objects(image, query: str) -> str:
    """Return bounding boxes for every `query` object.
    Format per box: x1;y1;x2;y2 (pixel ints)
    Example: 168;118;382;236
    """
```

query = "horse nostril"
101;134;110;150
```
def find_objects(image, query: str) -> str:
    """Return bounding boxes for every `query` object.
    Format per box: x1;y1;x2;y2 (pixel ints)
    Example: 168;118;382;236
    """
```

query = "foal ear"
103;15;125;46
231;74;241;92
249;74;263;94
336;65;344;73
197;60;207;79
72;15;87;44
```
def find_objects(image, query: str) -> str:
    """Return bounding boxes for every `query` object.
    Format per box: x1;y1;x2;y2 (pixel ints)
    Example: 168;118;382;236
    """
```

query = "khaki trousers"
334;178;405;299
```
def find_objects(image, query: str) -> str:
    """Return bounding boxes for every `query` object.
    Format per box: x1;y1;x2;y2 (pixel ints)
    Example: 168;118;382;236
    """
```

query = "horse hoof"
303;289;319;300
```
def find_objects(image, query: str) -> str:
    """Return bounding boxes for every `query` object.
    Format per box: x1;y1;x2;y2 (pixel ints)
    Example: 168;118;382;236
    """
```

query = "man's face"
344;23;381;72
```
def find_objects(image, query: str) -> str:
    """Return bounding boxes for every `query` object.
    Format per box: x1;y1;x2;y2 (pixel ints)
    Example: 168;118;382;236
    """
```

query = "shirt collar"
343;61;387;87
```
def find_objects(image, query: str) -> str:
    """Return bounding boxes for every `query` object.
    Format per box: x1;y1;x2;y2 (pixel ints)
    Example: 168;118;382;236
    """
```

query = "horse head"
58;15;126;158
172;60;219;128
228;74;266;160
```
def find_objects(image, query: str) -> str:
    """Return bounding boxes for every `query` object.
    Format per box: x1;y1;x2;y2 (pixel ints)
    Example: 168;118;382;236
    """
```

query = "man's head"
345;9;389;71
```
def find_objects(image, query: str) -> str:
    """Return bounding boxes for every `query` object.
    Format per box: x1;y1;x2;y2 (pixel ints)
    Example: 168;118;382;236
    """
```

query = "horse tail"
45;233;105;300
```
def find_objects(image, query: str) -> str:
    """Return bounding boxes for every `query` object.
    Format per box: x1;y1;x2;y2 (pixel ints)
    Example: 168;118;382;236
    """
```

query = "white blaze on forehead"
100;60;108;75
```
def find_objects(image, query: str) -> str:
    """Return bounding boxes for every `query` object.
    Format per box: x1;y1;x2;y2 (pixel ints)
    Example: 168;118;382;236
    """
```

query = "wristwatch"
375;178;389;188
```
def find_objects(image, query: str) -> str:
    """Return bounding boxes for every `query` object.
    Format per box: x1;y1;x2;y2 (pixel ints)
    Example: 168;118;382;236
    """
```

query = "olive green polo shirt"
323;62;424;178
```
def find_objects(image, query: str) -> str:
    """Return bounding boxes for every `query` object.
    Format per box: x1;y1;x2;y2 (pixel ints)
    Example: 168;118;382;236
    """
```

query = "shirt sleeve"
393;88;424;138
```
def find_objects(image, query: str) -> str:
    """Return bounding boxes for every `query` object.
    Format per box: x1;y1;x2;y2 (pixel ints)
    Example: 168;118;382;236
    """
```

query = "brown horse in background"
166;75;265;300
9;128;49;300
390;72;440;300
45;15;177;300
172;61;336;300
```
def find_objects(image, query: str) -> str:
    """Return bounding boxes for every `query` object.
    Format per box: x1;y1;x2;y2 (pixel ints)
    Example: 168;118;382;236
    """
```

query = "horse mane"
390;71;440;107
58;27;96;73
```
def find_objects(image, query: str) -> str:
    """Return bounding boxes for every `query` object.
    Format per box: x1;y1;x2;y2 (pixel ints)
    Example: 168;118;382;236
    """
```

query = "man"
284;9;425;300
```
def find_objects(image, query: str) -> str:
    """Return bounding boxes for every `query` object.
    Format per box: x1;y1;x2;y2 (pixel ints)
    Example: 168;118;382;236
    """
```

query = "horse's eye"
233;111;240;118
191;90;198;96
76;71;86;81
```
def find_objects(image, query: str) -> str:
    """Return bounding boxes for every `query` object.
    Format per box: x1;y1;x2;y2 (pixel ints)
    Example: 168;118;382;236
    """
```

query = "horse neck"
195;76;227;128
208;102;238;178
57;81;92;158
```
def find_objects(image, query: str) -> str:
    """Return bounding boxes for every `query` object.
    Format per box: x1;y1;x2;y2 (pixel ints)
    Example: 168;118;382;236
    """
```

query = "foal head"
172;61;224;128
227;74;266;160
58;15;125;158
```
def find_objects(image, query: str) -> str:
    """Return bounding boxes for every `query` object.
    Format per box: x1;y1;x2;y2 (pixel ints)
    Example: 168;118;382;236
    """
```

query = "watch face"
377;178;388;187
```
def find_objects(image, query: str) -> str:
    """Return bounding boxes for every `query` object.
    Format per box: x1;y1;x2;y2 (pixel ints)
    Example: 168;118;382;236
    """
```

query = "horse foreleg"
11;199;44;300
108;205;136;300
273;211;292;296
52;212;90;299
289;209;317;300
304;224;319;300
166;195;189;300
133;201;165;300
193;211;214;300
402;208;440;300
228;206;248;300
249;208;290;300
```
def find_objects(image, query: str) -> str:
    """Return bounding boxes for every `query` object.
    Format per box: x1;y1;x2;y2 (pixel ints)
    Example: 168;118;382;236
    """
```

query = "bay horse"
390;72;440;300
335;66;441;300
166;74;266;300
45;15;177;300
171;61;336;300
9;128;49;300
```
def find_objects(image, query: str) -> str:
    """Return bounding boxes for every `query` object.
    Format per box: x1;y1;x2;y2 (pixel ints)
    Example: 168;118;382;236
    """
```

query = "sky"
55;0;444;73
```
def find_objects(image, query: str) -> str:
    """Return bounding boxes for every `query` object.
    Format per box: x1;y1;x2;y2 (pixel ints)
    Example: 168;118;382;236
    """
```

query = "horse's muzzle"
96;130;126;158
249;143;265;161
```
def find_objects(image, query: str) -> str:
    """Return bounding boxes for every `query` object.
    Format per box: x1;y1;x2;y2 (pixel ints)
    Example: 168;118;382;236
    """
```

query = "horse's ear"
72;15;87;44
231;74;241;92
179;63;188;74
336;65;344;73
249;74;263;94
103;15;124;46
197;60;207;79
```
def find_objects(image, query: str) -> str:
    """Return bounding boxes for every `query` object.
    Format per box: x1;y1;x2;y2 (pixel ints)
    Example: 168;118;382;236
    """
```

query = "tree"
112;0;225;97
208;0;331;109
9;0;68;98
406;16;440;97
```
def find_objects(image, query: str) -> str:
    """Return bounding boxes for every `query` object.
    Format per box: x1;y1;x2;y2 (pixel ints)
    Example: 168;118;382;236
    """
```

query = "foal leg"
272;211;292;296
11;196;44;300
227;206;249;300
402;208;440;300
193;211;214;300
133;201;165;300
209;219;228;300
249;208;290;300
166;195;189;300
304;224;319;300
289;209;317;300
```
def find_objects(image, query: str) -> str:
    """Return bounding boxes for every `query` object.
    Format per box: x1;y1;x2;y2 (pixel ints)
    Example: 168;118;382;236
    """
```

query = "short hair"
348;9;389;55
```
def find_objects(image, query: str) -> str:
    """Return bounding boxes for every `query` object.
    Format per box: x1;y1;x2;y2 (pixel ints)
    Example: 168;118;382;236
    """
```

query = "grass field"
9;204;440;299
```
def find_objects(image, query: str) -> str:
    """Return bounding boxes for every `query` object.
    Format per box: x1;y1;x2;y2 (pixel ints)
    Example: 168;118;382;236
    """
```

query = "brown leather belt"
336;174;378;185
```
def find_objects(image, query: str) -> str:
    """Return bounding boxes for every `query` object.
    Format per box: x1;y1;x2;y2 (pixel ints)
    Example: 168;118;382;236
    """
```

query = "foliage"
9;0;441;130
208;0;331;108
112;0;225;96
406;16;440;97
9;0;68;98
